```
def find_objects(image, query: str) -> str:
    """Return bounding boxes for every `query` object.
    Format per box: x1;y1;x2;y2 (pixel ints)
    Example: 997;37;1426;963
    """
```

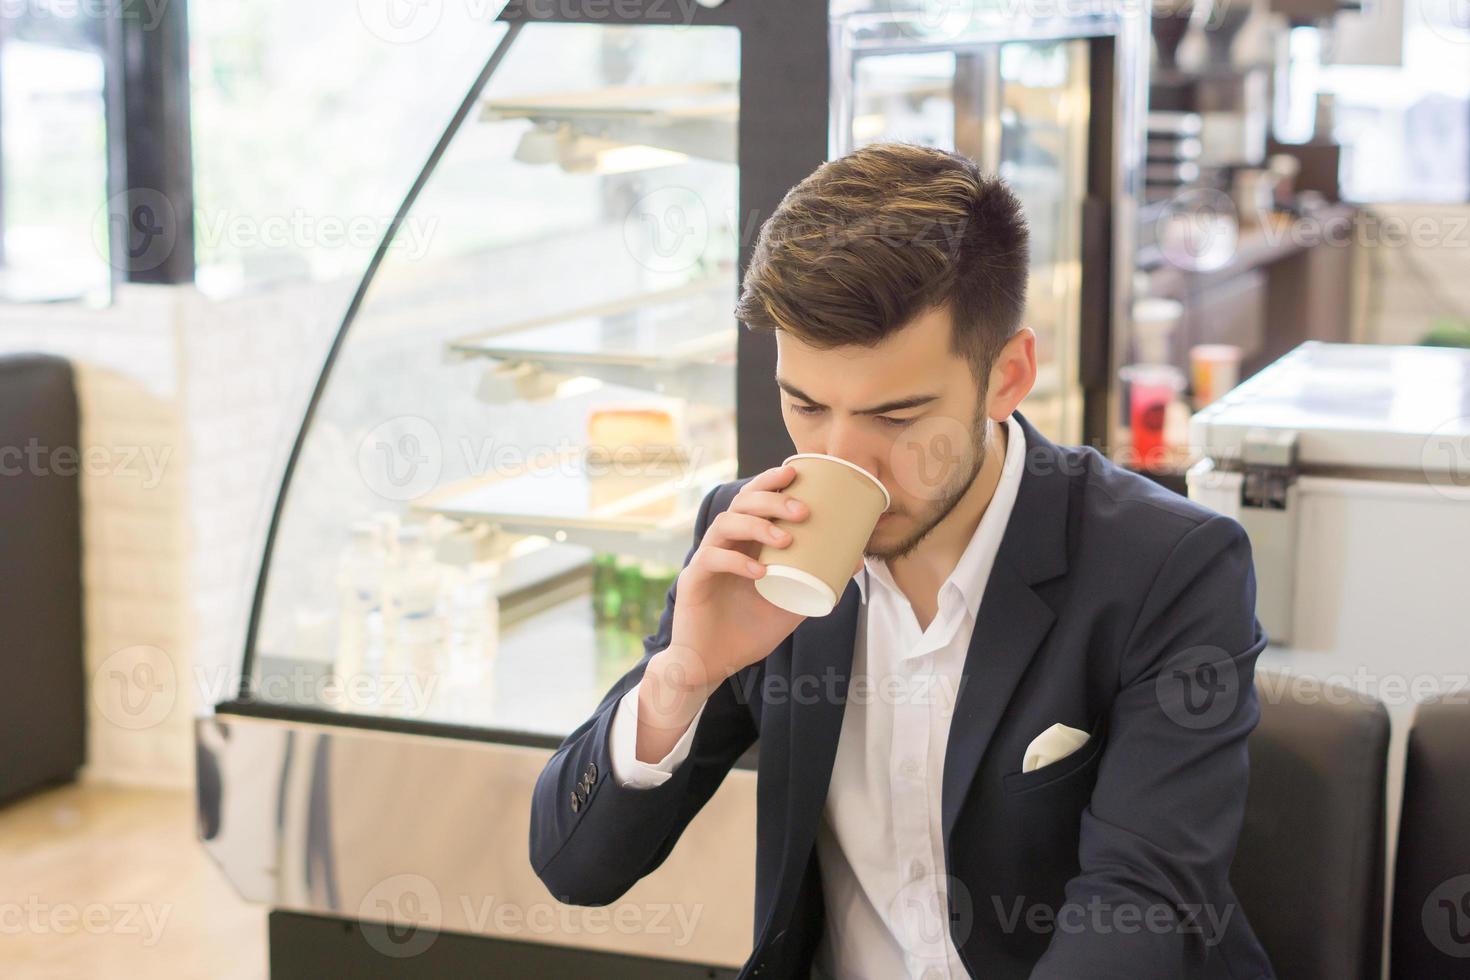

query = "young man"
530;143;1275;980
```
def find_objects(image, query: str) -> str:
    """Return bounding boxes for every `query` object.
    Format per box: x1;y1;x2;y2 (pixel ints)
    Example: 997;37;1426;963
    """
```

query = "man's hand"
636;464;835;761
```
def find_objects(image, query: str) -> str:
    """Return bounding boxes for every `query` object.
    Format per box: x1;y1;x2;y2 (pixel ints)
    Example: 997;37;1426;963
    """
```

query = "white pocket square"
1022;723;1091;773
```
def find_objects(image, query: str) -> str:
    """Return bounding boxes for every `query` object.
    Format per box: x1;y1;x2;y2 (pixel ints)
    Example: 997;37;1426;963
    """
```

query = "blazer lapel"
771;578;861;926
941;411;1072;847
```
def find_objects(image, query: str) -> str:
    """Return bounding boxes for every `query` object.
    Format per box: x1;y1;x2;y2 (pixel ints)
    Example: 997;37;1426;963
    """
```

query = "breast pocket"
1001;725;1106;797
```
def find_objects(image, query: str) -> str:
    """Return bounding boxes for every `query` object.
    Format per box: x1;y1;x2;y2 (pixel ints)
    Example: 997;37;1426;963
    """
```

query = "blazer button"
569;792;581;813
585;762;598;783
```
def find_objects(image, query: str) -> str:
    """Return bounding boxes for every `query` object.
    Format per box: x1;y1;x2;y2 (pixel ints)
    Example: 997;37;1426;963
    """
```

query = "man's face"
775;305;994;562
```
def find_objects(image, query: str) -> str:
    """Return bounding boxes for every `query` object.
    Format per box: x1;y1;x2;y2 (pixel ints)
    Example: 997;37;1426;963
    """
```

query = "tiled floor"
0;782;266;979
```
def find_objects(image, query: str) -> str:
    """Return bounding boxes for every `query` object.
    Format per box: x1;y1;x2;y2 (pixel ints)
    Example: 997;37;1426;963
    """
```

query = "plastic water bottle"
438;525;500;686
335;521;390;695
389;524;444;691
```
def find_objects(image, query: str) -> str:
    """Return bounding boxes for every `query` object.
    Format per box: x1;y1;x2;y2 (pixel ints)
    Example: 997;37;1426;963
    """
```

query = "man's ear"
986;327;1037;419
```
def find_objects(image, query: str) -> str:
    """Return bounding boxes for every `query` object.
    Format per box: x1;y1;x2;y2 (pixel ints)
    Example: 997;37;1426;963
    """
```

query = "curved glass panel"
249;21;741;736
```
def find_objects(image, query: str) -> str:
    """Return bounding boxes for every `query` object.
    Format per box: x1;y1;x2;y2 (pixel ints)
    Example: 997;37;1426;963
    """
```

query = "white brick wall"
0;281;343;788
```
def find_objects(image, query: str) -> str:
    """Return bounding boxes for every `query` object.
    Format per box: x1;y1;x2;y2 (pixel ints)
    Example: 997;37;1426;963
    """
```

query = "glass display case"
199;3;828;974
197;1;1144;974
252;20;743;738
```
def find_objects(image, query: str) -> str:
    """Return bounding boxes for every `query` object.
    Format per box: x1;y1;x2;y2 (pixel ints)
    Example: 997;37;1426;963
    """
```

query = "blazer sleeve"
1031;514;1268;979
528;481;759;906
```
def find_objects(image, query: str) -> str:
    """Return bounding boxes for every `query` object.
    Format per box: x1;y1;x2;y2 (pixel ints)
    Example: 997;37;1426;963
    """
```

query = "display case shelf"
414;454;735;563
482;81;738;165
448;279;737;399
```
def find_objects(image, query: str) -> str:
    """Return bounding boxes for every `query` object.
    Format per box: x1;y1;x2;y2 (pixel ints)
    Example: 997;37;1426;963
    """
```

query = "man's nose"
822;419;882;481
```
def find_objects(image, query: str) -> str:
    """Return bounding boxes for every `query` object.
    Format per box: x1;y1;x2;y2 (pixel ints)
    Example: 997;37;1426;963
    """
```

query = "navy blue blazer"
530;410;1276;979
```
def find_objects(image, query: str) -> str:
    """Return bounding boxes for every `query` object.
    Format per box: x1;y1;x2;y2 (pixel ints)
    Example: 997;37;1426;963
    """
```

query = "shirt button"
901;758;921;777
909;860;926;881
920;969;943;980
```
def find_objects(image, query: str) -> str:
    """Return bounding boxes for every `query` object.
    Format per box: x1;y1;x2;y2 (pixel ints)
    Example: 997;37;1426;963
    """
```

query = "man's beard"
866;406;992;563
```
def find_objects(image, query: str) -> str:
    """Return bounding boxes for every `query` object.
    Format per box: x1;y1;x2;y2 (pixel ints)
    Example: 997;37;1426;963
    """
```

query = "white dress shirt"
608;414;1027;980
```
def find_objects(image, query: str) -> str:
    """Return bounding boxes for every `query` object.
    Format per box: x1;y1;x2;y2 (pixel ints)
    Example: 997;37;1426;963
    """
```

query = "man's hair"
735;142;1030;380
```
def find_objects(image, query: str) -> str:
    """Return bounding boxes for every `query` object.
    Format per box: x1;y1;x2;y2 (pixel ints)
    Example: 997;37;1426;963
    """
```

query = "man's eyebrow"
775;377;940;416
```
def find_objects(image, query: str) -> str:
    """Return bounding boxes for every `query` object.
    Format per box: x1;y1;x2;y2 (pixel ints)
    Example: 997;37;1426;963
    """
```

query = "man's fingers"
688;545;766;582
737;464;797;496
704;510;791;552
728;489;808;522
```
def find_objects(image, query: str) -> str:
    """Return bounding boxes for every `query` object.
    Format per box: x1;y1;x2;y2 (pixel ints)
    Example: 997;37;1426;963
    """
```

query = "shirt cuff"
607;680;706;789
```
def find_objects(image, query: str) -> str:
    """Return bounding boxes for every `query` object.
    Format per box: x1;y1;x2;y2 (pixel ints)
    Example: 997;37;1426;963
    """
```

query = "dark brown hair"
735;142;1030;380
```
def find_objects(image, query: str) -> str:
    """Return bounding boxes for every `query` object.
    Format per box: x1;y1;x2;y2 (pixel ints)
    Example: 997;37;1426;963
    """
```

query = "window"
0;6;110;302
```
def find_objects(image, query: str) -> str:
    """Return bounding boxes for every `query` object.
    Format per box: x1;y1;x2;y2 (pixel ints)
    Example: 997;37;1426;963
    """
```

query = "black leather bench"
0;353;85;803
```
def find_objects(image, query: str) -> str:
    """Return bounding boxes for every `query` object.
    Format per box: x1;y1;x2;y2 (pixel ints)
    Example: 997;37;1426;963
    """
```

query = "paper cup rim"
781;453;891;509
754;564;839;617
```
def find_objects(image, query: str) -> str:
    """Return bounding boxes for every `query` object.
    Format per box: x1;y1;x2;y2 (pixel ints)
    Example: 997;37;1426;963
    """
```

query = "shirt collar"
853;413;1026;608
